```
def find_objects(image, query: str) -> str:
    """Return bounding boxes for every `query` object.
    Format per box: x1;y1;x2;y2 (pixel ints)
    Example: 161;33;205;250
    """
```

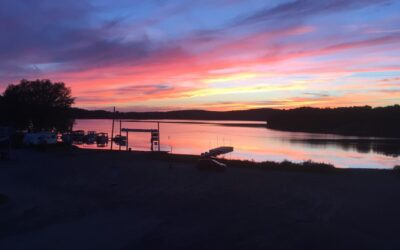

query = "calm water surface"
74;119;400;169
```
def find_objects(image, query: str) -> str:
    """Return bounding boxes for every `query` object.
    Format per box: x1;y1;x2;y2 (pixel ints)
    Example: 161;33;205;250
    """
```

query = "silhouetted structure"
121;121;161;151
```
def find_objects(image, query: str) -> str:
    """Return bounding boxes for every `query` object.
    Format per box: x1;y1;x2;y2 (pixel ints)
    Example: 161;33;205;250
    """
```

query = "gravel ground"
0;148;399;250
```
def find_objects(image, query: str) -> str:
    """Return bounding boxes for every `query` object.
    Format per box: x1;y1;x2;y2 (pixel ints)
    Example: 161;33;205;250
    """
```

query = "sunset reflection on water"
73;119;400;169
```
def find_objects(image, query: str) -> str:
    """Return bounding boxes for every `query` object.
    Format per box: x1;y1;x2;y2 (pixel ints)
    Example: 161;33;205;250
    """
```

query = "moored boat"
71;130;85;143
96;132;109;145
84;131;96;144
112;134;127;145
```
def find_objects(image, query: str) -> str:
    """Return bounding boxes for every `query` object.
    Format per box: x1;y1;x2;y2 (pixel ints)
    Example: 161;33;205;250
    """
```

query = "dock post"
119;120;122;151
158;122;160;152
126;130;129;151
110;107;115;150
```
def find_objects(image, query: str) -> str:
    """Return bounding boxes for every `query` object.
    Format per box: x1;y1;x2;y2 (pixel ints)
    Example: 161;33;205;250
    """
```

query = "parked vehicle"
23;132;57;145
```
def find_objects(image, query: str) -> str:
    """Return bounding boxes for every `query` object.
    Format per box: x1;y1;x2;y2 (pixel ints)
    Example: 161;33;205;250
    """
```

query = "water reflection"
96;142;109;148
288;139;400;157
73;119;400;169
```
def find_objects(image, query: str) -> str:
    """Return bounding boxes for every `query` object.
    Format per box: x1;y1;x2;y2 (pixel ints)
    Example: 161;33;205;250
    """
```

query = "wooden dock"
121;127;160;152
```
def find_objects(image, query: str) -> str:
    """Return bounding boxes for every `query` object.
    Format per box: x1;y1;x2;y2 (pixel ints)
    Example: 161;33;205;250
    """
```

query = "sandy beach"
1;148;400;250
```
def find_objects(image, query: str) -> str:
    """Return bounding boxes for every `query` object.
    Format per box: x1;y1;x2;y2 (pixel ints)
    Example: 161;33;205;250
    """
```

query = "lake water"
73;119;400;169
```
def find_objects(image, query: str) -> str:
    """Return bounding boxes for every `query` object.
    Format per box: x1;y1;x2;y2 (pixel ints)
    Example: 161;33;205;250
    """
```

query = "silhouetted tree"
2;79;75;132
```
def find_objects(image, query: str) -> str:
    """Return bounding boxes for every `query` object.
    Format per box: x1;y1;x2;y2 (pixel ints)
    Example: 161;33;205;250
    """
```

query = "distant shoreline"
71;105;400;138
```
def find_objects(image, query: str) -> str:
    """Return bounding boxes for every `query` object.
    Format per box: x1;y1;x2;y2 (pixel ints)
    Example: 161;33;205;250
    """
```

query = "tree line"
0;79;399;138
266;106;400;138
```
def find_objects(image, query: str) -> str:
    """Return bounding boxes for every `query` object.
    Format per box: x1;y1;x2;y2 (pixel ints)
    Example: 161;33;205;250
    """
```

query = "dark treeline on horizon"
72;105;400;138
0;79;399;138
266;105;400;138
70;108;277;121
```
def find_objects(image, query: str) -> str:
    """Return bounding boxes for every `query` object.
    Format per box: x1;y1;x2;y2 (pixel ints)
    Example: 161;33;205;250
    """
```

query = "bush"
217;158;338;173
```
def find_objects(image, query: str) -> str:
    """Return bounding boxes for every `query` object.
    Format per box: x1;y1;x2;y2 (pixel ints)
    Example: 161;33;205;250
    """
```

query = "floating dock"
201;146;234;157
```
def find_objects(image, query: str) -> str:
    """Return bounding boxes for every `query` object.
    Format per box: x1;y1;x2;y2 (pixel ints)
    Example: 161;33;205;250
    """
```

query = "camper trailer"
23;132;57;145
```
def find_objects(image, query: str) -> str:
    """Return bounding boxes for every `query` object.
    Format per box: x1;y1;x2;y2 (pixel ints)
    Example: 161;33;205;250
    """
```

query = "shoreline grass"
15;144;397;173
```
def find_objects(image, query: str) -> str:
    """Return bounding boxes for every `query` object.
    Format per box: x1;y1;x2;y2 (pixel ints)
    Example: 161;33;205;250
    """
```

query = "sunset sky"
1;0;399;111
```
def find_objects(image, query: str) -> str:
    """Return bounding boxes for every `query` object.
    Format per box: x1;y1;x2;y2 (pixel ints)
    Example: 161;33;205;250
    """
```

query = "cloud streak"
238;0;389;25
